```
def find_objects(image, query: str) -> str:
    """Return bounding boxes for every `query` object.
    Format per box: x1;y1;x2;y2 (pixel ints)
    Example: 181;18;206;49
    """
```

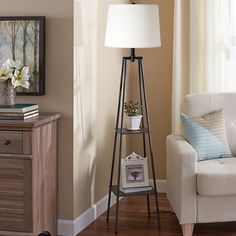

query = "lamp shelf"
116;127;149;135
111;185;155;197
106;55;161;233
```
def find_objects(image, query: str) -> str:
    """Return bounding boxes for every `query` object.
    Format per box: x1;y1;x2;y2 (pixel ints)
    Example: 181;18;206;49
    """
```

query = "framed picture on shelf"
0;16;45;95
121;152;149;188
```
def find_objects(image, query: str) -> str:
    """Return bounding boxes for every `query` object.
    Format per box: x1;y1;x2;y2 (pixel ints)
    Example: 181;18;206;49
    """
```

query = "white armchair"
167;93;236;236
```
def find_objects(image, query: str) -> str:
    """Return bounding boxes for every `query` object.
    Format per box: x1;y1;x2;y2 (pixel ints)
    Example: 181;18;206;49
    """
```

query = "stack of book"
0;104;39;120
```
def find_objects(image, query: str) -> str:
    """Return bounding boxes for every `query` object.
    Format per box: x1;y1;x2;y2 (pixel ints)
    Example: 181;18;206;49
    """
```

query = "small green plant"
124;100;141;116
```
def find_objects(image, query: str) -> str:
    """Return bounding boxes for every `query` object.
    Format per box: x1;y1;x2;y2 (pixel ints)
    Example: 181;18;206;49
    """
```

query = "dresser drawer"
0;131;32;155
0;131;23;154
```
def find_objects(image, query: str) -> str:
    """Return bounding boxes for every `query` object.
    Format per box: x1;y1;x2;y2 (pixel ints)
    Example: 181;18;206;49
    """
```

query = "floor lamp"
104;4;161;233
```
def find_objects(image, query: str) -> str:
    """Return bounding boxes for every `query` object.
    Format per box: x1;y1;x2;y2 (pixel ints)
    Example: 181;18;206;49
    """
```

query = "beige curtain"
172;0;234;134
171;0;191;134
172;0;206;134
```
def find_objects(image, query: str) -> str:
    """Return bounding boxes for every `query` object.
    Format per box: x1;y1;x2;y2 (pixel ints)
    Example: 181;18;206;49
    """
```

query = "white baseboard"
58;193;117;236
58;179;166;236
150;179;167;193
58;219;74;236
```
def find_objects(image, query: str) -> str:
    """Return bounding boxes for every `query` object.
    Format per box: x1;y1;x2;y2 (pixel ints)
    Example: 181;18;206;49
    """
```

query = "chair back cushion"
182;93;236;156
180;109;231;161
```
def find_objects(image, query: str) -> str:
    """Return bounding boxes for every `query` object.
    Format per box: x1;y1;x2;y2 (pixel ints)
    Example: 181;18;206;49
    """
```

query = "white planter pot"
125;115;142;130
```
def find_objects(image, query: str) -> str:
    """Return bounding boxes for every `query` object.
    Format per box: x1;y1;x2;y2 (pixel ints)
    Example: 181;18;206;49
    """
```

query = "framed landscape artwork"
0;16;45;95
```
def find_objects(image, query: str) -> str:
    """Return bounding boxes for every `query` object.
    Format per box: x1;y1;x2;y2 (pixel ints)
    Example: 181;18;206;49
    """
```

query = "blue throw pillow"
180;109;231;161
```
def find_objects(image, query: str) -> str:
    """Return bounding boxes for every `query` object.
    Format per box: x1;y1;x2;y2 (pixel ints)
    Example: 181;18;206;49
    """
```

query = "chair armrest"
166;134;197;224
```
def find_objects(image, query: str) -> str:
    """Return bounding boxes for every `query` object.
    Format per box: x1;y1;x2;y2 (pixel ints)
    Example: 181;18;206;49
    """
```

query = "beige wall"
0;0;173;222
0;0;74;219
73;0;129;218
130;0;174;179
73;0;173;219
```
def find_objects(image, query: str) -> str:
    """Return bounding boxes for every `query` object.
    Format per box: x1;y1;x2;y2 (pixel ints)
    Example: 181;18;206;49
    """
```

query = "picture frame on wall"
121;152;149;188
0;16;45;95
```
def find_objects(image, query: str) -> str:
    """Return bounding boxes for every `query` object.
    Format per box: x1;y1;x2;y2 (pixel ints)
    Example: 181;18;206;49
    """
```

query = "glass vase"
0;80;16;105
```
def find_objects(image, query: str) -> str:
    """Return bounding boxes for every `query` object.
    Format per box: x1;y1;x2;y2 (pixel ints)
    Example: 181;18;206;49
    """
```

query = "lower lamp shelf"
111;185;155;197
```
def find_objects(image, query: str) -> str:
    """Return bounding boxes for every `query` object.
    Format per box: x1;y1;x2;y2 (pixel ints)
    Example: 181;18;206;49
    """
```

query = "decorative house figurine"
121;152;149;188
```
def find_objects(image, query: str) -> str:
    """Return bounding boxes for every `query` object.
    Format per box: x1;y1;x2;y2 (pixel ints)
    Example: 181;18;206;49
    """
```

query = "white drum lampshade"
105;4;161;48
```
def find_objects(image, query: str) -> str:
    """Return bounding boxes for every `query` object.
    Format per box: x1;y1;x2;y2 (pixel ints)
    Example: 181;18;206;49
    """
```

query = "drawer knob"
4;140;11;145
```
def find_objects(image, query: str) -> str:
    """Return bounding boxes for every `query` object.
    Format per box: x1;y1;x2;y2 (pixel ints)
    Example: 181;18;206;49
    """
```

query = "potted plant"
124;100;142;130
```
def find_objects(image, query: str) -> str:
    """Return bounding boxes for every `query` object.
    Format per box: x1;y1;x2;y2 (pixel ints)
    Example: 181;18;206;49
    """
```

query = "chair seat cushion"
197;158;236;196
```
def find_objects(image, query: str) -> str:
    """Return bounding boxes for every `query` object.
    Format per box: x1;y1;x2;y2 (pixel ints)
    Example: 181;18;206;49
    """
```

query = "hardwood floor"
77;194;236;235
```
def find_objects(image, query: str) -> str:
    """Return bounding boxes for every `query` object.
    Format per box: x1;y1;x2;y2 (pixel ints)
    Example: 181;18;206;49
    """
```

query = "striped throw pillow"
180;109;231;161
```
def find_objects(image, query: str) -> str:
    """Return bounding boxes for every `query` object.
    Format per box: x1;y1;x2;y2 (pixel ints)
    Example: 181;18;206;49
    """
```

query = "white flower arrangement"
0;59;30;89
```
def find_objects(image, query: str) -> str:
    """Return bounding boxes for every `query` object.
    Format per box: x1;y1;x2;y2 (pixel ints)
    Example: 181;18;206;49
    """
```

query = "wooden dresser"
0;113;61;236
